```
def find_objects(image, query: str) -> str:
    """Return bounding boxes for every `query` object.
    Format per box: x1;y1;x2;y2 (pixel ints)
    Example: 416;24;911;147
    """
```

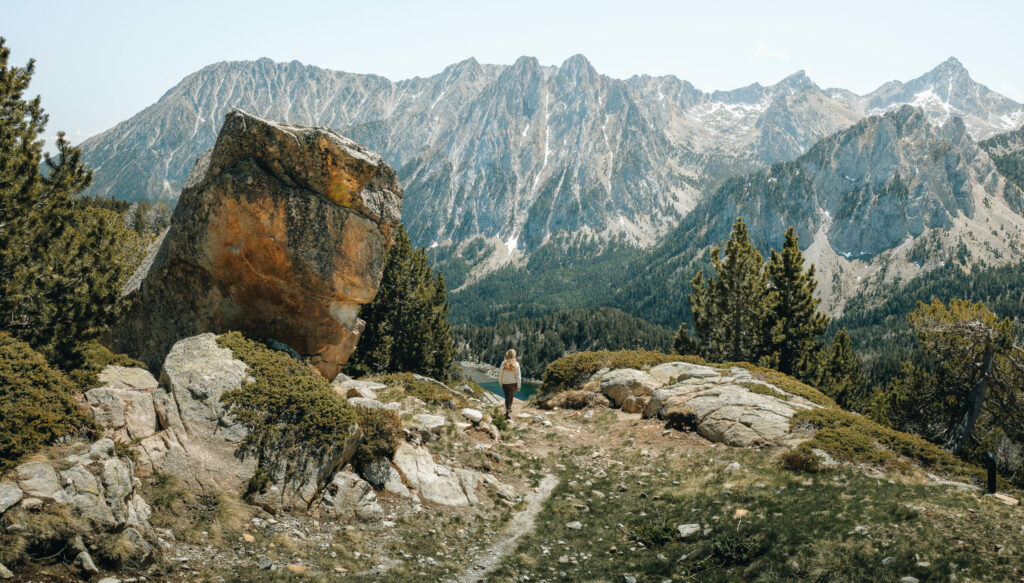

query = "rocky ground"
4;357;1023;583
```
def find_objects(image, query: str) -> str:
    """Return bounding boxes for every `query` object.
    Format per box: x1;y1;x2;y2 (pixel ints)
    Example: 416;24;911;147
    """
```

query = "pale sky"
5;0;1022;147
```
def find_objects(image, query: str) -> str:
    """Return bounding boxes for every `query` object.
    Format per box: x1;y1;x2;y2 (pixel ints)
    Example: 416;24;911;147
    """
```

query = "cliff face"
619;106;1024;322
117;109;403;378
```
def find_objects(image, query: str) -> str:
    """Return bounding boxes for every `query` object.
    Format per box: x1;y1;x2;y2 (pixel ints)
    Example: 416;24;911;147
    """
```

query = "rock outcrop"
392;443;481;506
118;109;403;378
565;362;820;447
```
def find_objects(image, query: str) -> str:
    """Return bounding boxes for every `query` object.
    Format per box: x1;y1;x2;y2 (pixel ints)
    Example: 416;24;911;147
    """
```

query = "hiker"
498;349;521;418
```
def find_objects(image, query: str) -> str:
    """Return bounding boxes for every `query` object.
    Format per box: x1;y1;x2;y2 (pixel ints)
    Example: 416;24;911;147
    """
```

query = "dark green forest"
453;307;673;377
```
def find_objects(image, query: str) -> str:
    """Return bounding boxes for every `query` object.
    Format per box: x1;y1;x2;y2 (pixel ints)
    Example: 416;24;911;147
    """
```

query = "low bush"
489;406;509;431
737;381;791;401
540;350;702;397
216;332;358;495
779;448;823;473
378;372;468;408
710;532;763;566
538;389;610;410
66;339;145;389
791;407;983;481
353;408;403;467
631;520;677;547
725;362;835;408
0;333;96;470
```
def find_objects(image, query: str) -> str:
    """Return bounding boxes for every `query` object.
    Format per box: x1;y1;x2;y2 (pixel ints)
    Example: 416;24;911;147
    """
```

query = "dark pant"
501;383;517;415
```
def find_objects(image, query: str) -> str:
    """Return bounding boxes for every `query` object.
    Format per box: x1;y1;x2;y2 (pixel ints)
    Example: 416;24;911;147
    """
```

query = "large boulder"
133;334;255;492
117;109;403;379
392;443;479;506
598;369;660;408
643;374;818;447
85;365;160;441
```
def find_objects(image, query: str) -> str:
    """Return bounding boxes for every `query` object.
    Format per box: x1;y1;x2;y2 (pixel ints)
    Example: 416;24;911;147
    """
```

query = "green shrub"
540;350;701;397
779;448;823;473
353;408;403;467
631;520;677;547
791;407;982;481
737;380;791;401
456;380;487;400
489;406;509;431
66;339;145;389
378;372;467;407
710;532;762;566
0;333;96;470
216;332;358;495
725;362;836;408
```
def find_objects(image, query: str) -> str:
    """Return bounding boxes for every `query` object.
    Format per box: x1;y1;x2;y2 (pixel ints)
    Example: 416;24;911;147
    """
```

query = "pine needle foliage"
347;225;455;380
216;332;359;496
0;38;140;365
0;333;95;470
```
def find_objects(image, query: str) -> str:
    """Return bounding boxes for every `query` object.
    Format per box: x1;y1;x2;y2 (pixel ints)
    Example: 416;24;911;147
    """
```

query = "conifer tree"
817;328;868;410
690;218;767;362
763;227;829;379
672;321;697;355
348;226;455;380
0;38;137;365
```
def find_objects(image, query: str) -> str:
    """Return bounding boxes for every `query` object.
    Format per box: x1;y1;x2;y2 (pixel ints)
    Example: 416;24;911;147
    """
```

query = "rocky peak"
773;70;817;95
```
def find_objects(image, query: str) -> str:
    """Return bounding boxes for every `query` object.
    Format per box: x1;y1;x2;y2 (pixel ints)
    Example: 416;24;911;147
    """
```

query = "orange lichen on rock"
118;109;403;378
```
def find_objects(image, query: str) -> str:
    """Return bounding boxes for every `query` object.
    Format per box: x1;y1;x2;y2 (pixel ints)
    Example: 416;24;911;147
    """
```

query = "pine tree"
817;328;869;410
347;226;455;380
763;227;829;379
672;321;697;355
0;38;137;365
690;218;768;362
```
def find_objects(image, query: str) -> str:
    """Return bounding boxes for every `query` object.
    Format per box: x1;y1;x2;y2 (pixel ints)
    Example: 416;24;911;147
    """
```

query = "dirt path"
452;473;560;583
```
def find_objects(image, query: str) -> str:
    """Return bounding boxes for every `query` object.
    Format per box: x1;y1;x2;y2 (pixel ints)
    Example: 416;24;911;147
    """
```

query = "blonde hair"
501;349;517;371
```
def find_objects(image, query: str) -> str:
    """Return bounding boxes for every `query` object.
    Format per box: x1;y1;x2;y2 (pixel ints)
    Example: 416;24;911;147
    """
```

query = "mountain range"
78;55;1024;323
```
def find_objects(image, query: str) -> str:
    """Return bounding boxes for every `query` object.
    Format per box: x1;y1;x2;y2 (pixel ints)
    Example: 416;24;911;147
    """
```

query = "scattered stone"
75;551;99;574
725;461;741;471
258;557;273;570
0;482;22;514
461;408;484;424
96;578;120;583
623;575;638;583
348;397;400;411
677;524;701;539
412;414;446;434
915;561;931;568
992;493;1019;506
242;533;255;543
566;521;583;530
881;556;895;565
899;578;920;583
